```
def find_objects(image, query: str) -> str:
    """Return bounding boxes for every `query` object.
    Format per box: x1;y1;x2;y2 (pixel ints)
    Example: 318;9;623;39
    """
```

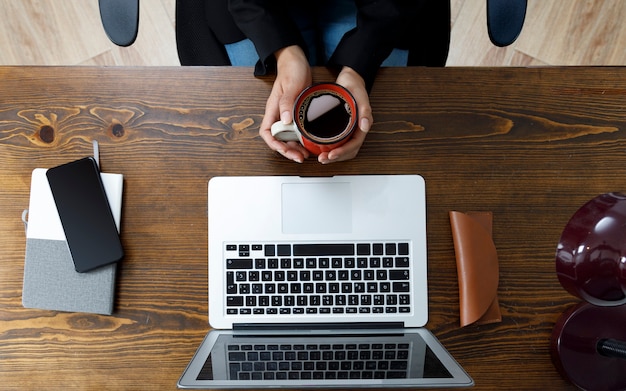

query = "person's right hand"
259;45;312;163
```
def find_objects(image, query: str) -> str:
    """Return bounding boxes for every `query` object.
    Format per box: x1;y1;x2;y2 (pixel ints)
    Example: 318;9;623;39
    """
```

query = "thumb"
279;94;296;124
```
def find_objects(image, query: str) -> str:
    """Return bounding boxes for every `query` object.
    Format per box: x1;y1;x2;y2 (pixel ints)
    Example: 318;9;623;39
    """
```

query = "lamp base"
551;302;626;390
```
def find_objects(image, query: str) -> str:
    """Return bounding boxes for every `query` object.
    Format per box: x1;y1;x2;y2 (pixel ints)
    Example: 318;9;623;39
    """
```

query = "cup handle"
270;121;300;142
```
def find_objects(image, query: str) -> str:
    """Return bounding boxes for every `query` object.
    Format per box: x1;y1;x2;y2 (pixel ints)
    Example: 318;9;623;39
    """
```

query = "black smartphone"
46;157;124;273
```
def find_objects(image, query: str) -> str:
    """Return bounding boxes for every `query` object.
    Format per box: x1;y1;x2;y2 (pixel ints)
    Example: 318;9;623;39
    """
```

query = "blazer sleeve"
228;0;307;75
329;0;425;90
176;0;239;66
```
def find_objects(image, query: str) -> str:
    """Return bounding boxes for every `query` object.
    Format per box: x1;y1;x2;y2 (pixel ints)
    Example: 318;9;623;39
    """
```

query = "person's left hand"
317;66;373;164
259;45;312;163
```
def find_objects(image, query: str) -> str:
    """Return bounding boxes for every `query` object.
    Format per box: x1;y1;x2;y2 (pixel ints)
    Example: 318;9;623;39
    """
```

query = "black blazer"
176;0;450;89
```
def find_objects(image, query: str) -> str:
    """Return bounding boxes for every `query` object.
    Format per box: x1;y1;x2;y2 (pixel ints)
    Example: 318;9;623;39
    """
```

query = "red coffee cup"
270;83;358;156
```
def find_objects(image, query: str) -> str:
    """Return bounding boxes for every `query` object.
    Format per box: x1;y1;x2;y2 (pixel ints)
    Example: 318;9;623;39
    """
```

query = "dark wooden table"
1;66;625;390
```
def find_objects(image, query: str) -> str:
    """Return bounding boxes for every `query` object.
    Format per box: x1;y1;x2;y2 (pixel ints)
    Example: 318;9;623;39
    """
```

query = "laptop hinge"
233;322;404;331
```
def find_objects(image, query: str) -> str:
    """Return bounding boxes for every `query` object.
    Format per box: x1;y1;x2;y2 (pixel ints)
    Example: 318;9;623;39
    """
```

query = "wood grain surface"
1;66;625;390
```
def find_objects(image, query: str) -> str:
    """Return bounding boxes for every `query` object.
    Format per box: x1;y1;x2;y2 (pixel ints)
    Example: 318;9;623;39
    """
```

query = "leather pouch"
449;211;502;327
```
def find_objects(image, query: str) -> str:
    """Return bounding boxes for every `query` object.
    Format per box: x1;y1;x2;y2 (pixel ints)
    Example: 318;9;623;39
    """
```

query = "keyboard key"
277;244;291;256
264;245;275;256
395;257;409;268
357;243;371;255
398;242;409;255
393;282;410;292
389;270;409;280
293;244;354;256
229;351;246;361
227;296;243;306
373;243;384;255
239;244;250;256
226;259;253;269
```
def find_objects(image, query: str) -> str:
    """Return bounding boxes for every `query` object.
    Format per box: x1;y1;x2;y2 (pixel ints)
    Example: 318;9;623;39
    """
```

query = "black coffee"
302;93;351;139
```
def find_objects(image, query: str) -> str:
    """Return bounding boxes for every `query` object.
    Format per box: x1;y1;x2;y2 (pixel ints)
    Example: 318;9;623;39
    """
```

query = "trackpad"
282;183;352;234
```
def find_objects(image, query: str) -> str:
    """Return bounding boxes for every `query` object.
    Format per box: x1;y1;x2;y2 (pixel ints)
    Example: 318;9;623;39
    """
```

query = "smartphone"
46;157;124;273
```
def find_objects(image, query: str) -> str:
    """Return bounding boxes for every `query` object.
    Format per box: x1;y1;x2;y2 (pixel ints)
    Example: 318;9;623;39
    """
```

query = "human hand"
317;66;372;164
259;45;312;163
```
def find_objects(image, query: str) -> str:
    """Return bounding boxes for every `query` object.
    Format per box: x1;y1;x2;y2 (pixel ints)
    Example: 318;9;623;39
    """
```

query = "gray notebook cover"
22;168;123;315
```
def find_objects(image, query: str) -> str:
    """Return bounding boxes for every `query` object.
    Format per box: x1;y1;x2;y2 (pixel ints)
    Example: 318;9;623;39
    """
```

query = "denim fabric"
225;0;408;67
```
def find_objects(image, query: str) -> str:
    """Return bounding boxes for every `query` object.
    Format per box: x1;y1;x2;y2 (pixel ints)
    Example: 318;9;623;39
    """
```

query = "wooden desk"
1;66;625;390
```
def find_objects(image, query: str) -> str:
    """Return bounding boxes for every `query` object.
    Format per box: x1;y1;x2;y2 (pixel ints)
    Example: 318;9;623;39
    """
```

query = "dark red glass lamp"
553;193;626;390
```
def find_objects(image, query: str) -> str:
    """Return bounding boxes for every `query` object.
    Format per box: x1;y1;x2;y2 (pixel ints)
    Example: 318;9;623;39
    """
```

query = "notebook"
178;175;473;388
22;168;123;315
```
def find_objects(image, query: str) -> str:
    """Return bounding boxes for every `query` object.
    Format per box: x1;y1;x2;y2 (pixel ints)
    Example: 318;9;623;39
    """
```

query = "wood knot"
39;125;55;143
111;123;125;137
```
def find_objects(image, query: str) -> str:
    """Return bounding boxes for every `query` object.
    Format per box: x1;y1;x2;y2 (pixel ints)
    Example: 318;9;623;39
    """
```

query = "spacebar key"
293;244;355;256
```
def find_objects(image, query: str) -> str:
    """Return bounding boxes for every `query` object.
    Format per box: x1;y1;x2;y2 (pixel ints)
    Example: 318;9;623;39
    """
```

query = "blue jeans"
225;0;408;67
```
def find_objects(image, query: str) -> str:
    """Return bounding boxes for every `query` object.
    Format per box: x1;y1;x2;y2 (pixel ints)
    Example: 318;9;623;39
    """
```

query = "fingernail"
360;118;370;132
281;111;292;124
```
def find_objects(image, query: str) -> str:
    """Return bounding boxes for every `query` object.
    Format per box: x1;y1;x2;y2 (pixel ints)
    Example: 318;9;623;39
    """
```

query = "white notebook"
22;168;123;315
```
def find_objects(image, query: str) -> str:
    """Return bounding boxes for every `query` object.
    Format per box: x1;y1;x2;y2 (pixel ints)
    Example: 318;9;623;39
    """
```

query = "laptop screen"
178;329;473;388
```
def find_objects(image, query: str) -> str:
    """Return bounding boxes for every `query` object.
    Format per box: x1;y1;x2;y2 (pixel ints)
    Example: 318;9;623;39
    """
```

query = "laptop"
178;175;473;388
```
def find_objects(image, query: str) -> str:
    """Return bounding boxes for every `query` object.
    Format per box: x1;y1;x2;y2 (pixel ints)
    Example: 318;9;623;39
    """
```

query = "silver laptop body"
178;175;473;388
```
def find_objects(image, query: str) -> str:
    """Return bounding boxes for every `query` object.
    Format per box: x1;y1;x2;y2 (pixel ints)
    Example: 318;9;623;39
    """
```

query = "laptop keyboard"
224;242;411;316
226;341;410;380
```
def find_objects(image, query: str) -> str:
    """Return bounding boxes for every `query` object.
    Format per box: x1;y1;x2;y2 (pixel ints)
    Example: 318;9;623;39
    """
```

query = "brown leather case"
449;211;502;327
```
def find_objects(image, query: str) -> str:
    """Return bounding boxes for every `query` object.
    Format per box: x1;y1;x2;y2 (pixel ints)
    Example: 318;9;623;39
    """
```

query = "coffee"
301;93;351;140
